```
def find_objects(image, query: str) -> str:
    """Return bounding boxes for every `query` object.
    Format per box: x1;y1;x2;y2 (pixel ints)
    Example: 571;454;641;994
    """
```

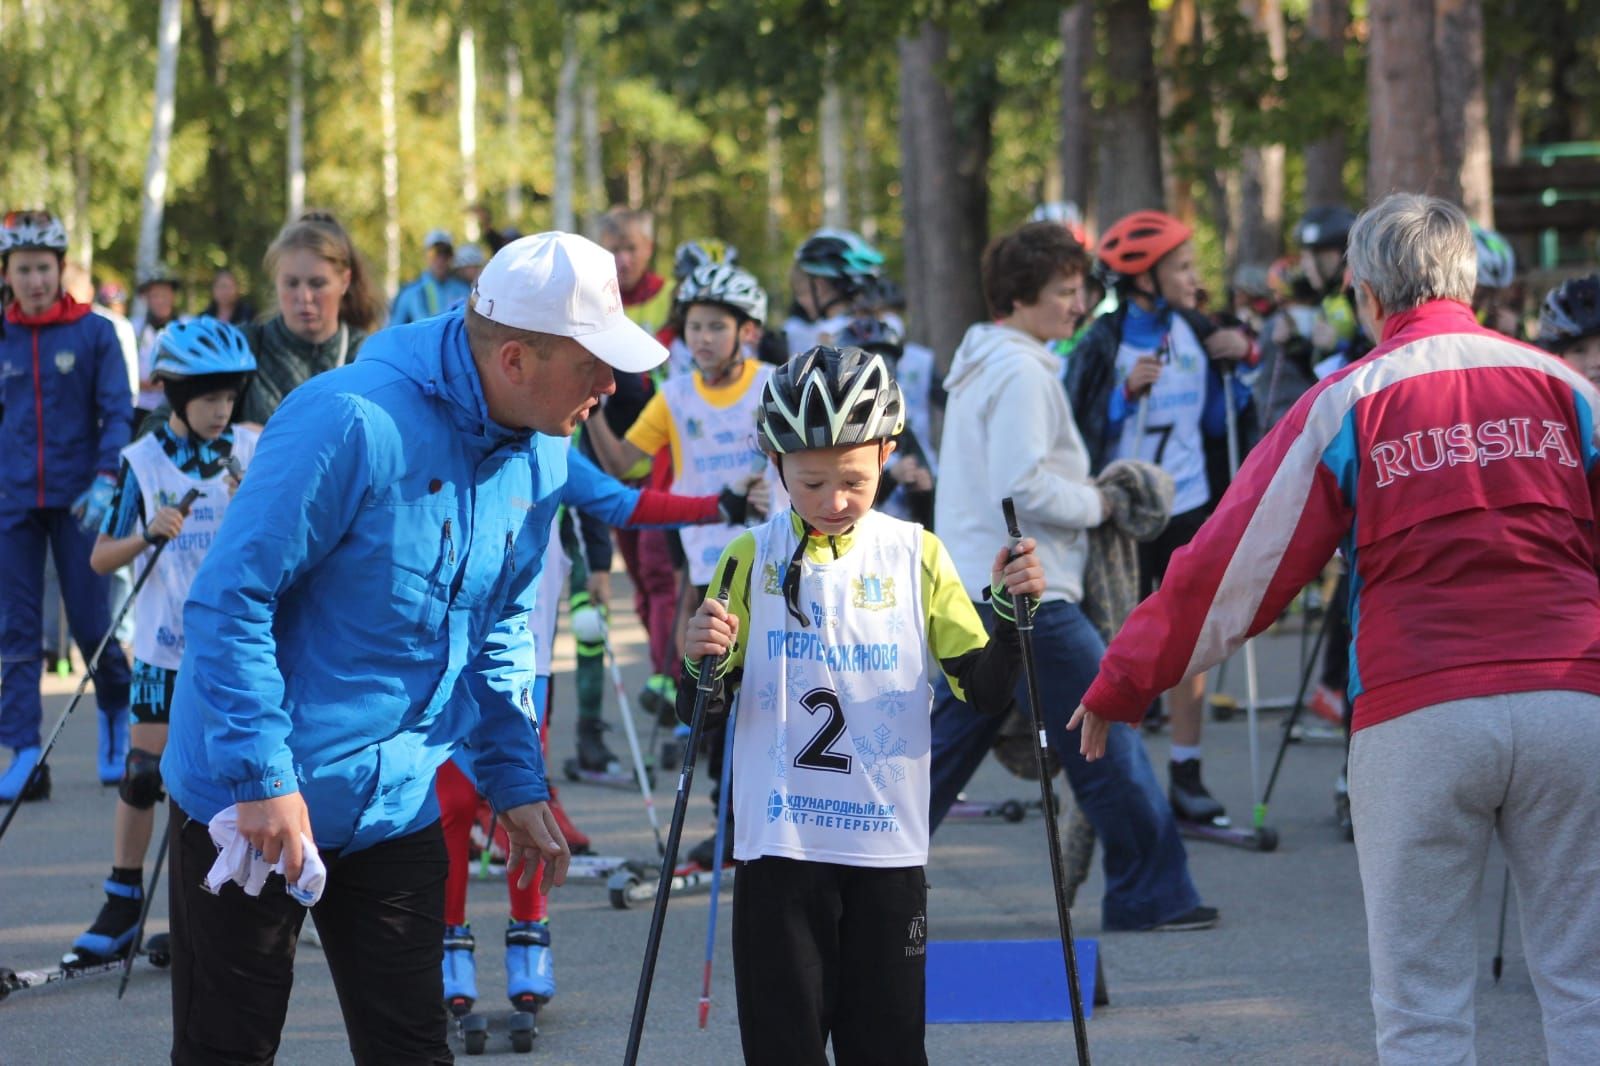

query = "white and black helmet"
1;210;68;258
676;263;768;326
757;345;904;454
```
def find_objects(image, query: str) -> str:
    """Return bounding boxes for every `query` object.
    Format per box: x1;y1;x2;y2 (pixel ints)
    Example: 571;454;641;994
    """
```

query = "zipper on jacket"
32;328;45;508
521;685;536;724
442;518;455;566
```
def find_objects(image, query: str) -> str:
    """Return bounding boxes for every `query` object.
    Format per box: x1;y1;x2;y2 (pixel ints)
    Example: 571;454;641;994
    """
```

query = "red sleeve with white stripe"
1082;395;1353;723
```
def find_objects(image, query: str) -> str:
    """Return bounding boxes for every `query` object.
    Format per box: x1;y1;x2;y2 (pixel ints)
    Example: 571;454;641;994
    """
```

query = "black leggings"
733;857;929;1066
168;805;451;1065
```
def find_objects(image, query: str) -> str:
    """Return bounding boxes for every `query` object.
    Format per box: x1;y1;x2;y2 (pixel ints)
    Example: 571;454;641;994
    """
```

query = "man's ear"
497;339;530;384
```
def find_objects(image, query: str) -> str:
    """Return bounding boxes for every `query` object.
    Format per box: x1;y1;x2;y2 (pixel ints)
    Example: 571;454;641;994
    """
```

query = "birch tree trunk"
458;27;479;239
504;44;522;222
582;69;603;232
552;21;578;232
820;63;848;229
379;0;400;298
765;101;783;255
287;0;306;220
135;0;182;281
1059;2;1094;215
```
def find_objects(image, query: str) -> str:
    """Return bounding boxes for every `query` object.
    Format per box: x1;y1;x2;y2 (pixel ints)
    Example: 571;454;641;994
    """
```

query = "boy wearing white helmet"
66;318;259;968
680;344;1046;1064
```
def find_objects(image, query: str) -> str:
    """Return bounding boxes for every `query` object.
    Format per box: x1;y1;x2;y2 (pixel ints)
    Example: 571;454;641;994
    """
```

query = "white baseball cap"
472;232;668;374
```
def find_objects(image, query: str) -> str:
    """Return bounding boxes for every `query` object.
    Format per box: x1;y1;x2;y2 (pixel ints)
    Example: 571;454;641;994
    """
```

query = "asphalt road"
0;601;1550;1064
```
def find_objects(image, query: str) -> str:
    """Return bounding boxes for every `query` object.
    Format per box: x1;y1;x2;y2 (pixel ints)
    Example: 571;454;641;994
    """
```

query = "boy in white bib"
680;345;1046;1065
66;318;258;967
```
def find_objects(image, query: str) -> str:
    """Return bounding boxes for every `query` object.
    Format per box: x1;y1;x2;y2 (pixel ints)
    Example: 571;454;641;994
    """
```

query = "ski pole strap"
695;559;737;695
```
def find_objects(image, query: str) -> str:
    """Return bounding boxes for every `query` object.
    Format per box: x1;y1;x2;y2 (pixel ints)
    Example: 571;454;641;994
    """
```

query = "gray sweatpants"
1349;690;1600;1065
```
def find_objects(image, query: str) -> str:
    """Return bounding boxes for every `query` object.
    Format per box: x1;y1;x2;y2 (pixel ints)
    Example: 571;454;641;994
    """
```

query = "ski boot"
546;788;591;855
442;924;478;1016
505;919;554;1009
1142;697;1167;734
1334;768;1353;841
1170;758;1229;826
687;830;734;872
639;673;677;724
574;719;622;775
64;875;143;967
1309;684;1346;727
98;706;130;786
0;746;49;803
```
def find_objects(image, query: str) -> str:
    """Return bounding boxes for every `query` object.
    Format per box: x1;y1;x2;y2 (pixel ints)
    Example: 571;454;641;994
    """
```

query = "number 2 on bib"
794;686;852;774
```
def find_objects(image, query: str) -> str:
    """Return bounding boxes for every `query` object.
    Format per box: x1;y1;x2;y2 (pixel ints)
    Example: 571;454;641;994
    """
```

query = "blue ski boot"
442;924;478;1015
98;706;130;786
505;919;554;1010
0;746;49;803
65;874;143;966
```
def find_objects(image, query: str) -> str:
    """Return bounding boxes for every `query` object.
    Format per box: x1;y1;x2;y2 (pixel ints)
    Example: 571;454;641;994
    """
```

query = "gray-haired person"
1069;193;1600;1064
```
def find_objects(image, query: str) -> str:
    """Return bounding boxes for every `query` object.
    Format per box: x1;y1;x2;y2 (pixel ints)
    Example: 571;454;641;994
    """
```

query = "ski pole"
1133;395;1149;444
117;813;173;999
1259;590;1336;809
698;697;738;1029
1492;866;1512;983
1002;498;1091;1066
0;486;202;849
625;559;735;1066
1220;367;1269;839
604;638;666;856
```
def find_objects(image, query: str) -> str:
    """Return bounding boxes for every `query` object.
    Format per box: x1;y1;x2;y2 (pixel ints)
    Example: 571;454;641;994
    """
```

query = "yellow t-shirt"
624;359;764;479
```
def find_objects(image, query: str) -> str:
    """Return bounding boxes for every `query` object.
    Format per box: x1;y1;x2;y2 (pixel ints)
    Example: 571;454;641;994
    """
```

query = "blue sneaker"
442;924;477;1014
98;707;130;786
0;746;49;803
505;920;554;1008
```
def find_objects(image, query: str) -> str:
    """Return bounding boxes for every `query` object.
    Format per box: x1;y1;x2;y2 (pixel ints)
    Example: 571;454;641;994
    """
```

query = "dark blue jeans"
0;507;130;750
930;599;1201;930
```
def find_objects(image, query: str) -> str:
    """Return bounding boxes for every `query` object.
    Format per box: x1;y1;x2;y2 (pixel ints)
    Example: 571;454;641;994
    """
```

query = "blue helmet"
152;317;256;381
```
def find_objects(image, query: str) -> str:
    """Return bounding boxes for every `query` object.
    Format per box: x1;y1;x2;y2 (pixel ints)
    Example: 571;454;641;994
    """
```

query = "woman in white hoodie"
930;222;1215;931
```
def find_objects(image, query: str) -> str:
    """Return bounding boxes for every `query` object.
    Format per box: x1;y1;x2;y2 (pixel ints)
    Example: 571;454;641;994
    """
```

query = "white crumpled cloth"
203;804;328;906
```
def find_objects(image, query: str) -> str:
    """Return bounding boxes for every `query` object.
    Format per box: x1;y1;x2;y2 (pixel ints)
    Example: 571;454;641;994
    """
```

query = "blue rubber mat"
926;939;1097;1023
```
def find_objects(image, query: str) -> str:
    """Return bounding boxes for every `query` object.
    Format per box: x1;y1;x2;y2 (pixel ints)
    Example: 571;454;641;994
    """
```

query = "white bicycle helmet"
675;263;768;326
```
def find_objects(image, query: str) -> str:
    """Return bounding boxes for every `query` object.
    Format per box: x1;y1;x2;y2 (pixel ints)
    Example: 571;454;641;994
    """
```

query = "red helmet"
1097;210;1192;280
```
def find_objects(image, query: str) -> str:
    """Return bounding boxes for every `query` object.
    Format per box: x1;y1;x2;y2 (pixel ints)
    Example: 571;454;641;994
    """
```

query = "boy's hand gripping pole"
1003;498;1092;1065
0;487;202;849
624;559;736;1066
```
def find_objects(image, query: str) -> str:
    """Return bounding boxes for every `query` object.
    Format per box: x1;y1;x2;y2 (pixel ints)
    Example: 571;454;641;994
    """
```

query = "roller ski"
0;934;170;1002
947;797;1029;823
608;856;735;910
1172;758;1279;852
442;923;539;1055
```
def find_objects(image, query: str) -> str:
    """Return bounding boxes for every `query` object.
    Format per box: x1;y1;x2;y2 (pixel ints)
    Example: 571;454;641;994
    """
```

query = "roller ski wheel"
945;798;1029;822
1178;819;1279;852
508;1008;538;1053
450;1006;490;1056
608;859;733;910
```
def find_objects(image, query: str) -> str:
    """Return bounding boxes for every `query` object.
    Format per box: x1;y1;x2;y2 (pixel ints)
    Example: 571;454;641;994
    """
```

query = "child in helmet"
583;263;788;837
783;228;885;353
680;344;1045;1065
0;210;135;803
65;317;258;967
1537;274;1600;385
1064;209;1256;827
1472;223;1521;337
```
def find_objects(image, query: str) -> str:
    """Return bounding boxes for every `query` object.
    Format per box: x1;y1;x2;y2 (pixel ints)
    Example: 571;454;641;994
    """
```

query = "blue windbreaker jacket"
162;310;642;853
0;296;132;513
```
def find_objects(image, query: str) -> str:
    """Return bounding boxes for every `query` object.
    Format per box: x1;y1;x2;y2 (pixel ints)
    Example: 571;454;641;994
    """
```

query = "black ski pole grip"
149;487;204;547
999;497;1035;628
696;559;736;695
1002;496;1022;546
224;455;245;481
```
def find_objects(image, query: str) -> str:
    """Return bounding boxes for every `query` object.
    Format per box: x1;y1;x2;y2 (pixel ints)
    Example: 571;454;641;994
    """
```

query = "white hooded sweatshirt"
934;322;1104;605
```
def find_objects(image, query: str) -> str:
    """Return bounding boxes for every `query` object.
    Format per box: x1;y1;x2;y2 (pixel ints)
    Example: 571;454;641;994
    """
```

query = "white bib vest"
122;426;259;670
1113;314;1211;514
734;510;933;867
663;367;788;586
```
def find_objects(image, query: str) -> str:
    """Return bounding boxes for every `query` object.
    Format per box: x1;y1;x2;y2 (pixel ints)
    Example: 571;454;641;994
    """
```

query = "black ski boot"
574;718;622;775
687;830;734;871
1170;758;1228;826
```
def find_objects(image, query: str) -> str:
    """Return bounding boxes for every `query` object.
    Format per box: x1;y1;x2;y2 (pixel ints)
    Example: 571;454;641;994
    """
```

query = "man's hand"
991;537;1046;601
586;569;611;606
499;801;570;894
1204;328;1251;363
236;792;315;882
684;596;739;661
1066;705;1109;761
891;456;933;492
1124;356;1163;400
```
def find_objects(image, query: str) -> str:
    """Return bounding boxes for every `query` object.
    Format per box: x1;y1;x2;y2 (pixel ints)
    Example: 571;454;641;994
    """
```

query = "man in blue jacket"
0;210;134;801
161;232;668;1064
